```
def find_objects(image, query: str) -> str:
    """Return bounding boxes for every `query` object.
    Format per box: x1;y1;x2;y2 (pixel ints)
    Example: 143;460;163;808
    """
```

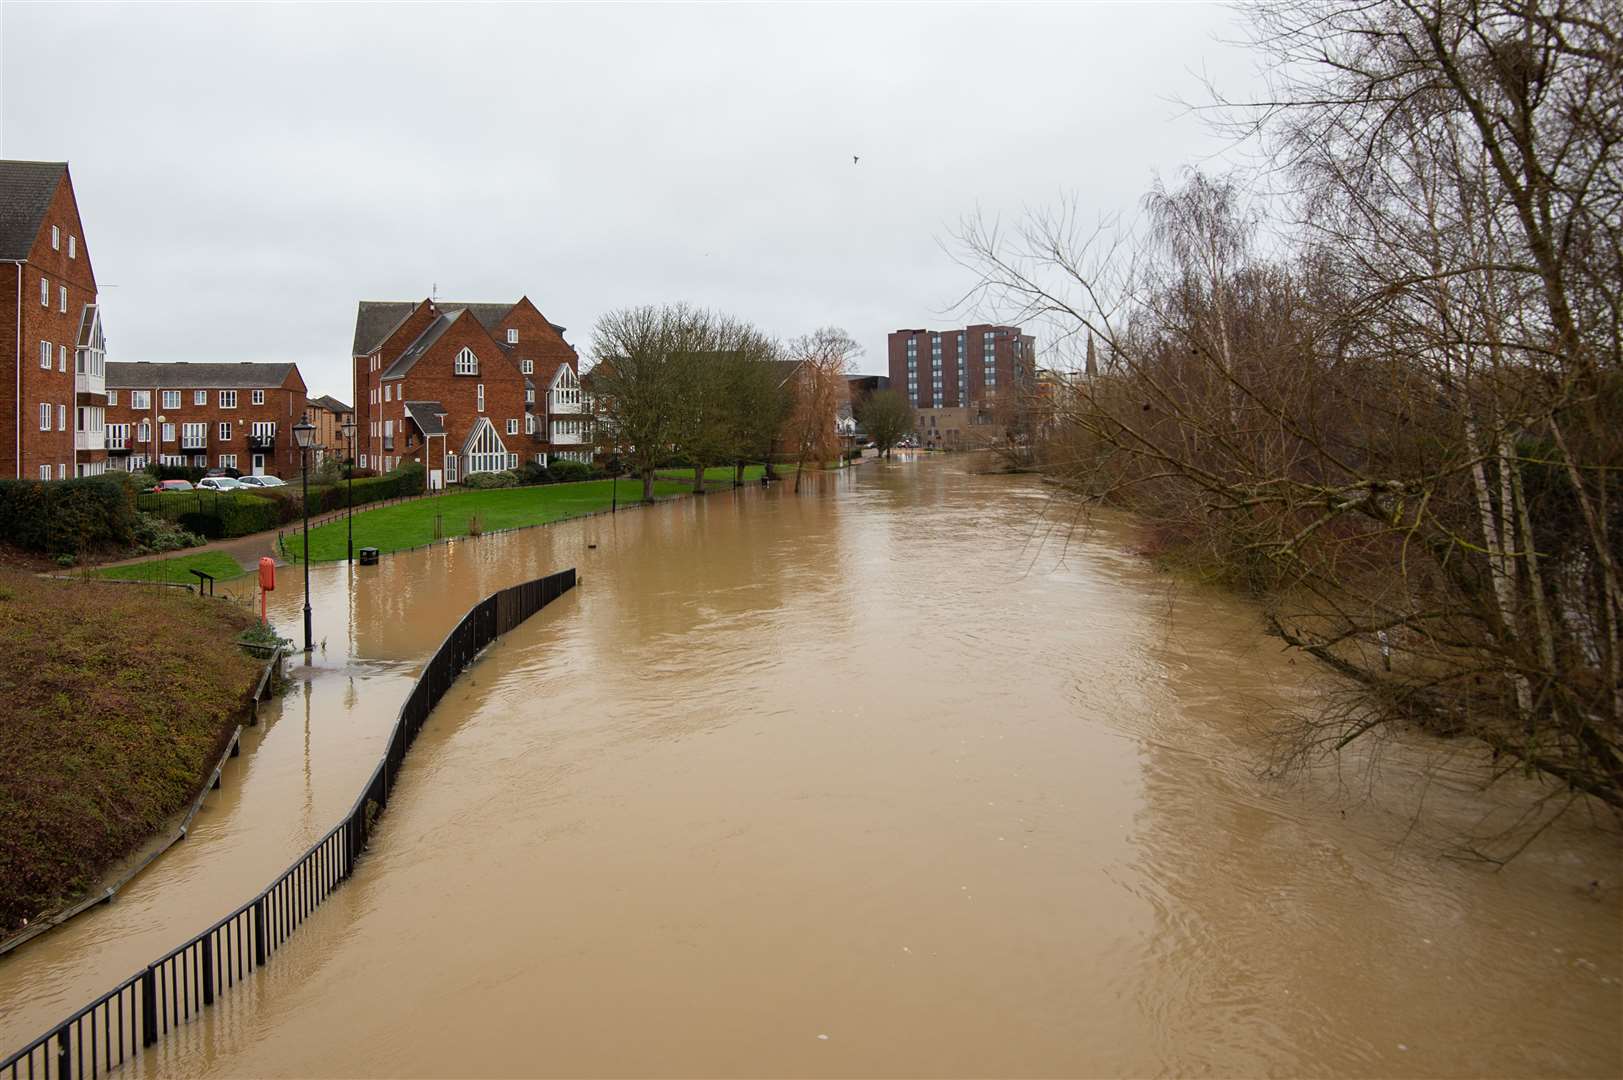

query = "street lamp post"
340;417;356;563
292;413;317;653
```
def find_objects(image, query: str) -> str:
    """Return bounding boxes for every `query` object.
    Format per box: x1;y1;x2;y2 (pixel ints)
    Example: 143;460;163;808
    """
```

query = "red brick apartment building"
0;160;110;479
103;362;308;476
351;296;589;489
887;324;1036;412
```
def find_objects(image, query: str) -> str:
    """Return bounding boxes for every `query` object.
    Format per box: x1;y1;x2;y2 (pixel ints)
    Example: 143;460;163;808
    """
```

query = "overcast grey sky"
1;2;1256;400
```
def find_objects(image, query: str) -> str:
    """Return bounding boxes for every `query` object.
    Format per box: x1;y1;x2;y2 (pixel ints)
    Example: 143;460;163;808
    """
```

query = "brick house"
0;160;109;480
351;296;588;489
104;362;308;476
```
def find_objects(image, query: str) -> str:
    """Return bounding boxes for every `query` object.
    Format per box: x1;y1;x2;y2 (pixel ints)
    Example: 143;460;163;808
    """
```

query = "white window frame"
218;421;233;440
137;420;151;443
107;390;117;406
507;329;519;345
131;390;150;411
506;418;519;436
219;453;237;469
384;383;391;403
59;286;67;313
194;390;208;406
455;347;479;376
520;358;533;374
252;389;266;406
39;341;50;369
58;345;68;372
181;422;207;448
57;404;67;431
161;422;176;443
51;225;60;250
220;390;237;409
40;277;48;306
39;403;51;431
476;383;485;412
39;464;51;480
162;390;181;410
68;235;76;259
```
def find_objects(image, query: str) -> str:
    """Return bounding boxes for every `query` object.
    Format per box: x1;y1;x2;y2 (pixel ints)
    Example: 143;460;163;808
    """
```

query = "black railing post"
141;967;158;1046
252;897;267;967
54;1025;70;1079
201;934;215;1006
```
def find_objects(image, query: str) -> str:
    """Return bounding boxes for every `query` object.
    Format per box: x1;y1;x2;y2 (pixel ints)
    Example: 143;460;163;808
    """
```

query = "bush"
295;461;425;515
154;463;207;483
548;459;594;483
131;511;203;554
515;461;552;486
0;477;136;555
460;470;518;489
314;456;343;485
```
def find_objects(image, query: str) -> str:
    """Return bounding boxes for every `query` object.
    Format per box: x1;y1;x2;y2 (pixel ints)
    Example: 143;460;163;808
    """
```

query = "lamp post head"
293;412;316;450
340;417;356;439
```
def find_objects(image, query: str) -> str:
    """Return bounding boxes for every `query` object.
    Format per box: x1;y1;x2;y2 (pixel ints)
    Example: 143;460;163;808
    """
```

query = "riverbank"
0;571;263;939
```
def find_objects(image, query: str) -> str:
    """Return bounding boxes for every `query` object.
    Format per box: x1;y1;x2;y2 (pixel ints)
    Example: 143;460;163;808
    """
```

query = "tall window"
455;347;479;375
251;389;265;405
219;390;237;408
465;421;507;475
162;390;181;409
182;422;206;448
39;403;51;431
506;418;519;436
40;277;48;306
161;422;176;442
476;383;485;412
58;345;67;372
59;286;67;313
57;404;67;431
521;359;533;374
51;225;60;249
384;384;391;403
194;390;208;405
507;329;519;344
107;390;117;406
68;236;76;259
218;422;232;440
131;391;150;411
138;420;151;443
39;341;50;369
40;465;51;480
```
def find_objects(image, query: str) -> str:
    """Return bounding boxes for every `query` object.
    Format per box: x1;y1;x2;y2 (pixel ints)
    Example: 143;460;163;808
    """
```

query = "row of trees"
586;305;864;499
960;0;1623;843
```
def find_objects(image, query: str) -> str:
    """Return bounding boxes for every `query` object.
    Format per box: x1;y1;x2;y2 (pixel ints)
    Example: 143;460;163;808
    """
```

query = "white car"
197;476;243;491
238;475;287;488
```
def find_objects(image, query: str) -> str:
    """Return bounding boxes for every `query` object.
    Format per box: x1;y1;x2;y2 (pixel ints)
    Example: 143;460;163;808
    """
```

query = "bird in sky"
853;155;860;165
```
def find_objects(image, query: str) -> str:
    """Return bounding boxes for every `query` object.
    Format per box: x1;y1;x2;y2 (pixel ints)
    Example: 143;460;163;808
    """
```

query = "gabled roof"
106;361;299;390
0;160;66;261
380;311;463;380
403;401;446;437
309;394;352;414
352;298;570;356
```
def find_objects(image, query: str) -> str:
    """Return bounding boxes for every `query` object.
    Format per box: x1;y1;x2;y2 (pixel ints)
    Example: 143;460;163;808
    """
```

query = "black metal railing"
1;568;577;1080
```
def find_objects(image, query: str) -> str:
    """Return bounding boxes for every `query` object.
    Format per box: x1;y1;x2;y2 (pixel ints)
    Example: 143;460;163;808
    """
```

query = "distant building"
307;394;353;464
0;160;109;479
104;362;309;476
351;296;587;489
886;324;1036;413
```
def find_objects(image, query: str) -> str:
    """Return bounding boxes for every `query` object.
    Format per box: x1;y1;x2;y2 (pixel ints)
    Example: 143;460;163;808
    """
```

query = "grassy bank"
0;572;263;936
280;474;731;562
85;550;247;585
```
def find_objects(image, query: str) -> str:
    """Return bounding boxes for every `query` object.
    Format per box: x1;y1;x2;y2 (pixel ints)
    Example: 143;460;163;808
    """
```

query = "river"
8;456;1621;1077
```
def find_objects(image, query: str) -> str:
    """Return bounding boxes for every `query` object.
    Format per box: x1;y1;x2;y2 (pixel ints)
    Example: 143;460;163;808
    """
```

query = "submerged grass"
84;550;248;585
0;571;262;936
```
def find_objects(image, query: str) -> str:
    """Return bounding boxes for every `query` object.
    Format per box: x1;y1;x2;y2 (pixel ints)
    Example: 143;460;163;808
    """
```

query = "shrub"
549;459;594;483
515;461;552;486
314;456;343;485
154;463;207;483
460;470;517;489
131;512;203;554
0;476;136;555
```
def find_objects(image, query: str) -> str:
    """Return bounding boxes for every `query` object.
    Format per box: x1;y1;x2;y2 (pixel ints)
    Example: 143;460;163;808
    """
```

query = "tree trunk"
641;467;655;502
734;461;744;487
693;463;704;494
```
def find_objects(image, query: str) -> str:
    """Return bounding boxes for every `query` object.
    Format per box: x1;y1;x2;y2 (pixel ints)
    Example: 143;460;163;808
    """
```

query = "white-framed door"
252;454;265;476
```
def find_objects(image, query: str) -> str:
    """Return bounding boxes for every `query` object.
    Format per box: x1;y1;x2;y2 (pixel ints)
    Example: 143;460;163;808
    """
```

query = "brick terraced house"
307;394;354;464
351;296;589;489
0;160;110;479
103;362;308;476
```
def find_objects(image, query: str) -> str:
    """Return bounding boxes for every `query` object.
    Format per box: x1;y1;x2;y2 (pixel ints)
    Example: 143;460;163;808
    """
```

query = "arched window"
455;348;479;375
463;419;509;475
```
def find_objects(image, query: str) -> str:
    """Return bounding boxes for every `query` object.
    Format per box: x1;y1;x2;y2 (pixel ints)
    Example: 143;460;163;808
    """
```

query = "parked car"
204;466;242;479
237;475;287;488
150;479;194;493
197;476;243;491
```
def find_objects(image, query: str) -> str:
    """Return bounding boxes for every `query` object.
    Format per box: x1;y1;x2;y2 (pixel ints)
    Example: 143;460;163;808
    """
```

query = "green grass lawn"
85;550;247;585
280;476;710;562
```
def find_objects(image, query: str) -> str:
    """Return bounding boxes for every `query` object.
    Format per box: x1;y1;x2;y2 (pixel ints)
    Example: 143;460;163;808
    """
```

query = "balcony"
550;428;585;446
247;432;277;451
75;371;105;398
75;430;105;452
181;437;208;451
106;439;131;454
548;395;583;415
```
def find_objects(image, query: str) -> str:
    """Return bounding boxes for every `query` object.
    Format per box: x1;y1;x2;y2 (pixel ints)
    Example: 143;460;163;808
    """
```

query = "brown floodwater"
8;458;1622;1078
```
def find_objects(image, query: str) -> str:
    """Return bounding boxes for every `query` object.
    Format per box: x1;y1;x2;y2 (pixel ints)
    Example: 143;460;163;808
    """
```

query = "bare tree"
856;388;914;458
783;328;860;492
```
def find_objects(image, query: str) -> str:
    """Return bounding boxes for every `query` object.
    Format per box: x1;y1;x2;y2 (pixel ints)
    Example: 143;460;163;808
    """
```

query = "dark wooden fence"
0;568;577;1080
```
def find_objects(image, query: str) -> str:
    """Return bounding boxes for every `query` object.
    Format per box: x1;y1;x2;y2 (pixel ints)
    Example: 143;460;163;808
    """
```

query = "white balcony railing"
549;429;584;446
548;395;583;415
75;372;105;397
75;430;105;452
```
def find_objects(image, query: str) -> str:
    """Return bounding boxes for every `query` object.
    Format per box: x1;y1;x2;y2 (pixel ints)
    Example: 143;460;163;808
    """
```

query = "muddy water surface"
18;459;1623;1077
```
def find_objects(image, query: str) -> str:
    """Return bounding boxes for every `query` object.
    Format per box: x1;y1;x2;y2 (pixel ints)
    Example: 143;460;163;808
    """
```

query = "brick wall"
105;372;308;476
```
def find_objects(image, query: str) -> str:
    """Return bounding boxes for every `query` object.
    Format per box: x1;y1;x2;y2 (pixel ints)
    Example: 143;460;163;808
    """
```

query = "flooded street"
11;458;1622;1077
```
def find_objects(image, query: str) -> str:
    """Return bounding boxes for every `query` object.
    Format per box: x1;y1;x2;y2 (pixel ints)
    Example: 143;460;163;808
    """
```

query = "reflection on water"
10;460;1622;1078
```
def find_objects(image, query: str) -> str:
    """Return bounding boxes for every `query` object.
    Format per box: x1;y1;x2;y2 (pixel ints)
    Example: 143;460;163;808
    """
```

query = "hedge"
0;477;136;555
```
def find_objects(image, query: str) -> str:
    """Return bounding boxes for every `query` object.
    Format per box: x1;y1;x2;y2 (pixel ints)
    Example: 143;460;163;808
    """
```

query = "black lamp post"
340;416;356;563
292;413;316;653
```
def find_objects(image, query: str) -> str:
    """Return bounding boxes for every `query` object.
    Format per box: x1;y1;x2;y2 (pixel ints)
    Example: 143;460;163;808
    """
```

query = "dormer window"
51;226;60;250
455;347;479;375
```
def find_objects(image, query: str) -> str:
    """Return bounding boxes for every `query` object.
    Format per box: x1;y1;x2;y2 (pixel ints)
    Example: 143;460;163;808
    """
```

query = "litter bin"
359;547;380;566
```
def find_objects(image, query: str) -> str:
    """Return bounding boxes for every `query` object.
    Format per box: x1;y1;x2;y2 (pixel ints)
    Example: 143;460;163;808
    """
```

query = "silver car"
238;475;287;488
